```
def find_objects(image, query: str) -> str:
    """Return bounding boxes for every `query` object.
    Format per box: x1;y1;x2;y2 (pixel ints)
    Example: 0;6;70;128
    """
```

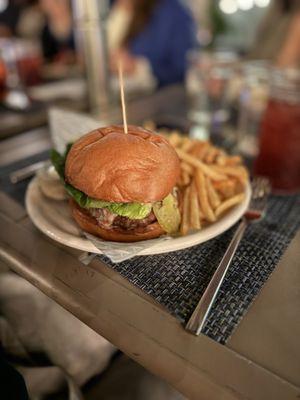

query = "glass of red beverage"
254;68;300;193
0;58;6;101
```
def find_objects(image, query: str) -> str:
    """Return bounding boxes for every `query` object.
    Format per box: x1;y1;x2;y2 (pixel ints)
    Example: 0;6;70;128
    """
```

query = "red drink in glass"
0;59;6;100
17;55;42;86
254;69;300;193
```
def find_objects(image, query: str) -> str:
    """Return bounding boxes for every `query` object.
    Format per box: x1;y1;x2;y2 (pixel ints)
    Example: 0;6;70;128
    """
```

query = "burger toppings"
89;207;117;229
153;193;181;234
88;196;180;234
114;211;157;230
89;208;157;231
51;144;180;235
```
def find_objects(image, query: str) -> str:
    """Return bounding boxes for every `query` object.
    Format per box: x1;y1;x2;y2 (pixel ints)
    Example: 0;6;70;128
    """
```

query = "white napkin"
49;108;101;153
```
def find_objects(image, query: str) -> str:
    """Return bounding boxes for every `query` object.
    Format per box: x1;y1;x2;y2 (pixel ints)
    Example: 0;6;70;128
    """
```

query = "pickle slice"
153;194;181;234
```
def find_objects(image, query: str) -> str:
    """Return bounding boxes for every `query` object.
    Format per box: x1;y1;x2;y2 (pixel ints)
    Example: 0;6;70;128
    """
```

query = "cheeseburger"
52;125;181;242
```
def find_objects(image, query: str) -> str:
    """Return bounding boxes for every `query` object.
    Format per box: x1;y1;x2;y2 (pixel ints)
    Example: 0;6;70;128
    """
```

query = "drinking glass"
236;61;270;157
254;68;300;193
186;51;238;144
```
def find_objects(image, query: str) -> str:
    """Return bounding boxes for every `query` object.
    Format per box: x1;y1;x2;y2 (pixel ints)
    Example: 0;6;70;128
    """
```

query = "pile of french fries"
144;122;249;236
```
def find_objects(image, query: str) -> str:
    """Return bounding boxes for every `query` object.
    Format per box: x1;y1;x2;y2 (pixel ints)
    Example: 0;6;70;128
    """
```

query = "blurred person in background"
250;0;300;67
108;0;196;87
38;0;75;63
0;0;42;38
1;0;196;87
276;0;300;67
37;0;196;86
0;0;25;37
0;0;75;62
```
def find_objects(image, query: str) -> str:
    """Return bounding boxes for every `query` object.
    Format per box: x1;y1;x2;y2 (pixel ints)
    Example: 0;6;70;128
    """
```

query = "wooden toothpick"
118;60;128;134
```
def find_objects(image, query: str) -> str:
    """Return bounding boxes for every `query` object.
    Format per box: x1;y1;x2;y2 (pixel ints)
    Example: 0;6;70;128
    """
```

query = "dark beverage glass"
0;59;6;100
254;69;300;193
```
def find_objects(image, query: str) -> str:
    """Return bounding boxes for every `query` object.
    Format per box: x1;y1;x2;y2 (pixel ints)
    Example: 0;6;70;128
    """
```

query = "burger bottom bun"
70;199;165;242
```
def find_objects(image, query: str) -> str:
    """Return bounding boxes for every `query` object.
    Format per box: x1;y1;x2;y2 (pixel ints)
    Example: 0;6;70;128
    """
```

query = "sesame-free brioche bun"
65;125;180;203
70;199;165;242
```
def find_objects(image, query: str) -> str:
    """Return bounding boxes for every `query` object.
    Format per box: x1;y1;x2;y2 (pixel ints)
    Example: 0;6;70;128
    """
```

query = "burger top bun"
65;125;180;203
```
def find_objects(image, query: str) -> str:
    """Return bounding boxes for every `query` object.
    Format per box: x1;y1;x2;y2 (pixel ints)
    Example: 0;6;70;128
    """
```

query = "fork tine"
249;176;271;213
251;177;271;198
251;177;262;199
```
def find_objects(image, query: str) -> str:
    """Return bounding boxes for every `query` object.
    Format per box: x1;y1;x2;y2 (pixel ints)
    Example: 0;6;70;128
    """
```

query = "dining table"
0;85;299;400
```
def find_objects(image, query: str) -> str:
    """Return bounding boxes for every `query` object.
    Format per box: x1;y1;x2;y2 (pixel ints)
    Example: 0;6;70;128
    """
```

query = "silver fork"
185;177;271;335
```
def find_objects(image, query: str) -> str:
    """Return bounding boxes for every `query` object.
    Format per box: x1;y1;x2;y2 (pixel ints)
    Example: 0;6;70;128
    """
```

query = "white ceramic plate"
26;178;251;256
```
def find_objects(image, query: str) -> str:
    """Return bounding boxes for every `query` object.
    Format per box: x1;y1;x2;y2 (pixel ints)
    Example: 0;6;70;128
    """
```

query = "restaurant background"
0;0;299;399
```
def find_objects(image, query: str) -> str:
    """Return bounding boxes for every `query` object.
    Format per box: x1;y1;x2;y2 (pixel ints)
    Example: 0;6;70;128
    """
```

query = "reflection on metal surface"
9;160;49;184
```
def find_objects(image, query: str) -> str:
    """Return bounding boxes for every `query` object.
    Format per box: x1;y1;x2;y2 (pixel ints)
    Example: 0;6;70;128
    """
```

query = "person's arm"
110;48;157;91
276;13;300;67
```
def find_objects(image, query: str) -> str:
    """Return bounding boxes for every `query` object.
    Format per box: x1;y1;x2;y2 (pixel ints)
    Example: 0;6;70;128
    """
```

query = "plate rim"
26;178;251;256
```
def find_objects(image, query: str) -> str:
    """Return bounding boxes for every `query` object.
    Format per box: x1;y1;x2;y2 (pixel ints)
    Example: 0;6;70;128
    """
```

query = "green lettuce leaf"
108;202;152;219
50;144;73;179
64;183;92;208
50;149;65;180
67;188;152;219
70;192;152;219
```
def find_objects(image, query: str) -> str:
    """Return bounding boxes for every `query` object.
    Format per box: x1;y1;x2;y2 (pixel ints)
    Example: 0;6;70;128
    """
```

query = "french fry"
181;162;194;175
190;181;201;230
212;165;248;183
179;137;189;147
234;179;246;195
181;139;194;152
190;141;210;160
204;147;219;164
225;155;242;166
199;207;205;220
177;175;184;186
143;120;156;131
180;186;190;235
194;169;216;222
216;154;226;166
206;177;221;209
215;193;245;218
155;126;249;231
168;131;182;147
213;178;237;199
176;149;226;181
158;129;169;138
182;170;190;186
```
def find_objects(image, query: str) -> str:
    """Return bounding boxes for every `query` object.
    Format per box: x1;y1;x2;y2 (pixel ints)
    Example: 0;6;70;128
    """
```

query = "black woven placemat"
1;153;299;344
99;194;300;344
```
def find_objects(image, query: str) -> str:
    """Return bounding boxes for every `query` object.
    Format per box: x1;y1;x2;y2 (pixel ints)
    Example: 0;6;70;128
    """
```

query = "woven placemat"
100;194;300;344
